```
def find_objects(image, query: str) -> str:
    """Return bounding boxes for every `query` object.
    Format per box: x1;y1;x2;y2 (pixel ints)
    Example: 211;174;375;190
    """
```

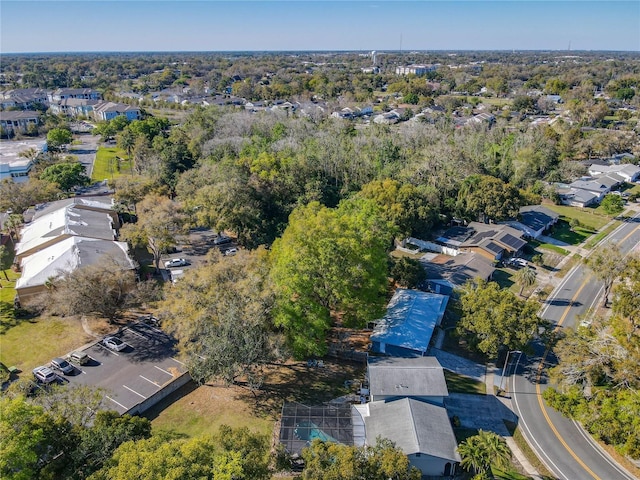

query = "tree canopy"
270;199;395;357
39;161;90;192
456;279;542;357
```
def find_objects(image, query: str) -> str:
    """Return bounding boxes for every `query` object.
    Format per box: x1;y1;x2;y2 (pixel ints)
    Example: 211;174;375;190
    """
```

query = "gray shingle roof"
365;398;461;461
368;356;449;398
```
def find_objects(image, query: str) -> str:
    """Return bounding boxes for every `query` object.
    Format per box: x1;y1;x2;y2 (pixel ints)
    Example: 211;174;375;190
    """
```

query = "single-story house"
370;289;449;356
557;186;599;208
568;179;612;201
458;222;527;261
423;252;495;295
505;205;560;240
356;398;460;477
588;163;640;183
15;236;135;305
367;356;448;405
373;111;401;124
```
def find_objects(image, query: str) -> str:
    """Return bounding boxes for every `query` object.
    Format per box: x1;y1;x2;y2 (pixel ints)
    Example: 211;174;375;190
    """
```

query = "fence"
405;237;459;257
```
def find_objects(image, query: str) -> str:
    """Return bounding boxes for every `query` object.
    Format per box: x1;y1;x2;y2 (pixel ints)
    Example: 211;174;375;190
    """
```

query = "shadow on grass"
0;301;37;334
548;220;595;245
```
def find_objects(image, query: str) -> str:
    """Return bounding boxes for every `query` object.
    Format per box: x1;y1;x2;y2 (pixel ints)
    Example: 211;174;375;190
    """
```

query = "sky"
1;1;639;53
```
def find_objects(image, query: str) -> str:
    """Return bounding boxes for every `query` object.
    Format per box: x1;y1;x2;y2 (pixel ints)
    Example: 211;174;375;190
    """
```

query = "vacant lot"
544;204;611;231
147;359;365;439
92;146;132;182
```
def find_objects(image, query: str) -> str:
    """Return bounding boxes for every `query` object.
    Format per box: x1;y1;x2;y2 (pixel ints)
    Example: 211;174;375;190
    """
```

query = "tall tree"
0;179;61;214
270;199;394;357
456;279;542;357
0;244;12;282
584;242;627;308
161;249;281;387
120;194;184;272
46;127;73;152
456;175;521;223
39;161;90;191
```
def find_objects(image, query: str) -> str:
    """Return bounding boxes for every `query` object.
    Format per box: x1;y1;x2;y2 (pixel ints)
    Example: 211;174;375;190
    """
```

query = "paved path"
431;348;486;382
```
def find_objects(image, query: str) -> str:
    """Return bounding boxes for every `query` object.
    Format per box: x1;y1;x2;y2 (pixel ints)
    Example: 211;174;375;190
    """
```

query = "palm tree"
515;266;536;297
457;430;512;479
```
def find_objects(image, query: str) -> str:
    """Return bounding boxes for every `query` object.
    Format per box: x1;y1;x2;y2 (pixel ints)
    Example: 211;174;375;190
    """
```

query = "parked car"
68;351;90;365
50;357;75;375
103;336;127;352
164;258;189;268
33;366;57;384
213;236;232;246
223;247;238;256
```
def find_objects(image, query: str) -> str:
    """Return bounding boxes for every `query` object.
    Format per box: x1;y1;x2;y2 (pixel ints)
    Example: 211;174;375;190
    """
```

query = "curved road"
509;211;640;480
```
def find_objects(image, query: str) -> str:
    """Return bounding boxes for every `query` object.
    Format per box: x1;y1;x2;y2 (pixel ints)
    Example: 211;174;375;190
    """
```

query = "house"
15;202;118;261
367;356;448;405
356;398;460;477
568;178;612;201
15;236;135;304
48;88;101;103
373;110;401;125
470;112;496;125
438;222;527;261
588;163;640;183
555;184;599;208
0;110;41;134
370;289;449;356
505;205;560;240
424;252;495;295
92;101;141;122
1;88;49;109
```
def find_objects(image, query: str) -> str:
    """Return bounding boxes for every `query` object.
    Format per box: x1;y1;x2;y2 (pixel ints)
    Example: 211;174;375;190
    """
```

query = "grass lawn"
0;268;20;332
492;269;515;290
544;204;611;231
0;315;95;373
506;421;555;479
556;253;582;278
92;146;132;182
584;220;622;249
147;358;365;439
390;248;424;260
444;369;486;395
546;219;595;245
529;240;569;256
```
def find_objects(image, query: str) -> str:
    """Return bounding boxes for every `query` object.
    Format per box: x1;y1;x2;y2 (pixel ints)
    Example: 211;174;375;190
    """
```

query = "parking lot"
61;322;189;414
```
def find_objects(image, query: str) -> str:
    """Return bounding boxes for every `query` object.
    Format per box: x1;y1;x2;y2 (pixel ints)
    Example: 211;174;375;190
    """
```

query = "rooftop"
367;356;449;398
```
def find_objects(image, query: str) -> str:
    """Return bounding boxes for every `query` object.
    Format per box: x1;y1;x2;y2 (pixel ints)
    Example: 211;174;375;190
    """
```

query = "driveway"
68;132;100;178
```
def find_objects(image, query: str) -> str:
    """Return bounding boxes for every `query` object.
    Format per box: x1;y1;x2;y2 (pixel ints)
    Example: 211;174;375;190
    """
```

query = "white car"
103;336;127;352
33;366;57;384
164;258;189;268
223;247;238;256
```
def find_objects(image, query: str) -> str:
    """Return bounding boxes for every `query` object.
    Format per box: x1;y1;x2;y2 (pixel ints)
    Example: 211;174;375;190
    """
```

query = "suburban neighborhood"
1;44;640;480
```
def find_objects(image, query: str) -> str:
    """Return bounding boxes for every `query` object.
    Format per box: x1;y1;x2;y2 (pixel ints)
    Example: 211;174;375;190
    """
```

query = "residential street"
508;211;640;480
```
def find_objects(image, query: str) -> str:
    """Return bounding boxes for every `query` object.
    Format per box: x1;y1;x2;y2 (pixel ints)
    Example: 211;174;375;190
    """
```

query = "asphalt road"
510;211;640;480
68;132;100;178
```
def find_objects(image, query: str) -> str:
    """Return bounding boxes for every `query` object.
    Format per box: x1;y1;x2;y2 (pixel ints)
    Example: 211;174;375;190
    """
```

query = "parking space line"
103;349;120;356
122;384;146;399
154;365;173;376
170;357;185;365
124;328;146;338
140;375;160;387
106;395;128;410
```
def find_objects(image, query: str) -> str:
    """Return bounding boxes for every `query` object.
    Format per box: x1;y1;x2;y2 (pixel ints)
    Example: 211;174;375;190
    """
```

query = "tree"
90;425;269;480
456;175;521;223
0;396;77;480
584;242;627;308
270;199;394;357
0;244;12;282
47;257;139;323
39;161;90;191
120;194;184;272
116;127;136;160
514;266;536;297
456;279;542;357
457;430;512;479
0;178;61;214
391;257;427;289
161;249;281;387
600;194;625;216
46;127;73;151
301;437;421;480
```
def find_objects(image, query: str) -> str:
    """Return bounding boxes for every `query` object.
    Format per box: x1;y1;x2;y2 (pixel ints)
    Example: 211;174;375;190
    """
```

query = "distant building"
92;101;141;122
48;88;102;103
395;64;439;76
0;110;41;135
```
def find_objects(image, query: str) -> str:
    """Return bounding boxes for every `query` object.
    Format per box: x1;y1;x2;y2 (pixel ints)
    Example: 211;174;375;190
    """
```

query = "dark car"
50;357;75;375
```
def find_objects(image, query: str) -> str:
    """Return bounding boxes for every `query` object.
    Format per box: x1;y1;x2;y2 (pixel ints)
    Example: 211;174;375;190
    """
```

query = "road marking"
106;395;127;410
154;365;173;376
122;384;146;399
124;328;146;338
170;357;185;365
140;375;160;387
103;348;119;356
536;279;602;480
